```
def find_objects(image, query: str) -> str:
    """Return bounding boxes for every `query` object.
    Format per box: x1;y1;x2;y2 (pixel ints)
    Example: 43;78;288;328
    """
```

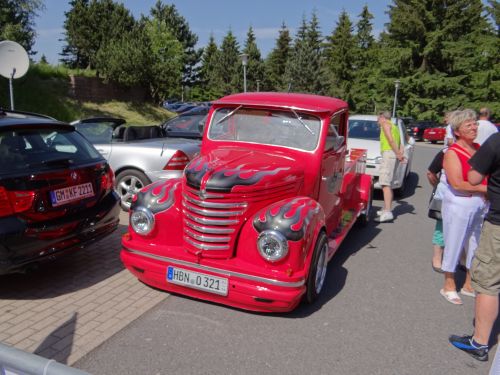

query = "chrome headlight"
130;206;155;235
257;230;289;262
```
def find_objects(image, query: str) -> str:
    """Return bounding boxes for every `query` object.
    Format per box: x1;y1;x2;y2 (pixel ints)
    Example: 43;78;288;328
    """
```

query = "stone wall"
68;75;151;103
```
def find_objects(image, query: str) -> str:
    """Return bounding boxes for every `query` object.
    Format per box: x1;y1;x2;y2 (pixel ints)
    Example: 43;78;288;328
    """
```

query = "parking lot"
0;211;167;365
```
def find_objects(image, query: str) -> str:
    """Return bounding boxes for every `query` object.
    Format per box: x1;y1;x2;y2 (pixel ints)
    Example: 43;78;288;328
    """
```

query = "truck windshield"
208;107;321;151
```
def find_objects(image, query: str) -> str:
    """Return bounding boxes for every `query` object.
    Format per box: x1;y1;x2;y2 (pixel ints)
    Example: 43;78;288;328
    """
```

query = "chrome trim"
184;228;230;243
184;194;247;209
184;212;238;225
183;201;245;217
184;237;229;250
123;246;305;288
185;187;224;199
185;220;234;234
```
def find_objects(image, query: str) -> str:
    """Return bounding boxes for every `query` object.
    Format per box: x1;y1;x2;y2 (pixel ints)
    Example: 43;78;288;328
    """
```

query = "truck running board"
327;209;358;259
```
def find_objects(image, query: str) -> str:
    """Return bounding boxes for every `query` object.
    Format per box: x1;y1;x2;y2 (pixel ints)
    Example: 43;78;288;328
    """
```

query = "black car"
408;120;439;141
0;109;120;274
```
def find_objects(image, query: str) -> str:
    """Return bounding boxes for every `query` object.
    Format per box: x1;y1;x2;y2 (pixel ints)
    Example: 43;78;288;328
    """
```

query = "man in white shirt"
475;107;498;145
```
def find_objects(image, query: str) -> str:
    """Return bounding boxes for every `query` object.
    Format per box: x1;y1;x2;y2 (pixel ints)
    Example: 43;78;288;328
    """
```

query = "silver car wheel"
115;170;151;211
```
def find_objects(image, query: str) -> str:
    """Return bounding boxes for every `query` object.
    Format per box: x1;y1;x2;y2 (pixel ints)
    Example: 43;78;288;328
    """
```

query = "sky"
33;0;394;65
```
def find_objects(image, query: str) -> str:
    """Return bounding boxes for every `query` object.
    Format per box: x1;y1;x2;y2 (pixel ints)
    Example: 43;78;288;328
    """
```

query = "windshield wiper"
215;105;242;125
291;109;314;135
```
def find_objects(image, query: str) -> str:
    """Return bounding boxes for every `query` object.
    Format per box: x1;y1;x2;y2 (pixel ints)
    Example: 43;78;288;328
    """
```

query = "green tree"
284;14;324;94
325;10;356;103
149;1;202;89
62;0;135;69
0;0;43;55
242;26;265;92
216;30;241;94
265;22;292;91
200;34;223;99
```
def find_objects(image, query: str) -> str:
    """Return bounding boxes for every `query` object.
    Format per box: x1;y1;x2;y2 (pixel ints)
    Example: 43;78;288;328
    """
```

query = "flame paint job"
132;180;180;214
253;198;321;241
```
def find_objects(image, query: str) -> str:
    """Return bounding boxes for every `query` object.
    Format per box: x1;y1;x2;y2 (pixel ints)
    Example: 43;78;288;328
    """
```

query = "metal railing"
0;343;89;375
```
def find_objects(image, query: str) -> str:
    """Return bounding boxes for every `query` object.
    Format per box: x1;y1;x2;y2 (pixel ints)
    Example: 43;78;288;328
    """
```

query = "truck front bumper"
121;245;306;313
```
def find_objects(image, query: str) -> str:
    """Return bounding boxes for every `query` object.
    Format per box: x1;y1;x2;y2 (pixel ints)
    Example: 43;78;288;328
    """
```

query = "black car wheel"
115;170;151;211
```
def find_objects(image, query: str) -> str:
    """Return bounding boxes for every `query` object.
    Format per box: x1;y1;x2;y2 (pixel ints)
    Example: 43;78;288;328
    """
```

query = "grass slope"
0;64;173;125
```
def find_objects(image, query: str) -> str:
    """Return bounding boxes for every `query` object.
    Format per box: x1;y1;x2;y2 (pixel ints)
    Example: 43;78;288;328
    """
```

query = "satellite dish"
0;40;29;110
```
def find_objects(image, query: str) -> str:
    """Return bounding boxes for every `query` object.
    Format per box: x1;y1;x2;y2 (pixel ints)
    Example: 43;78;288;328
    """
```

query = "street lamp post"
392;79;400;118
256;80;260;92
239;53;248;92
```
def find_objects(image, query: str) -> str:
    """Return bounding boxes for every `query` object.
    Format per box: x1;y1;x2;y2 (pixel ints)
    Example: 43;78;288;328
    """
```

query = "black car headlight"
130;206;155;235
257;230;288;262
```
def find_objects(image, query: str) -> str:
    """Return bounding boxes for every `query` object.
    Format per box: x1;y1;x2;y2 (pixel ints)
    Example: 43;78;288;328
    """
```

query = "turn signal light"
164;150;189;171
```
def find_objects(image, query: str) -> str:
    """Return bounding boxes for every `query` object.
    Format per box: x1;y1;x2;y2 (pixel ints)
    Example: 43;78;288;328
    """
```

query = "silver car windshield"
348;120;380;140
208;107;321;151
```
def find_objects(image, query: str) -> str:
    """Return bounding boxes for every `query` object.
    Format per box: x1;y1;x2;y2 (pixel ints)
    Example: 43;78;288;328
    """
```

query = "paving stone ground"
0;211;168;366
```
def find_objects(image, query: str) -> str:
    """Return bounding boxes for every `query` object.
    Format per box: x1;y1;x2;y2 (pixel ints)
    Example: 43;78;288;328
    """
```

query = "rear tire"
357;183;373;227
305;232;329;304
115;170;151;211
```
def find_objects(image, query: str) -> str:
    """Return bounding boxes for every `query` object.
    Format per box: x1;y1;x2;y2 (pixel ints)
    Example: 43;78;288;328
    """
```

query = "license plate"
50;182;94;207
167;266;228;296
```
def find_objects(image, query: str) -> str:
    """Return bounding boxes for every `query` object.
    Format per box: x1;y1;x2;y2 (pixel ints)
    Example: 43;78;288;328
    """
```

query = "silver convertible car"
347;114;415;195
73;118;201;210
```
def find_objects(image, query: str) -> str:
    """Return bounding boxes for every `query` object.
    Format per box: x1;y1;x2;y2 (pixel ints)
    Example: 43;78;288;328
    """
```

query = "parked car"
161;106;208;139
72;118;201;210
121;92;373;313
0;109;120;274
423;125;446;143
347;115;415;194
408;120;439;141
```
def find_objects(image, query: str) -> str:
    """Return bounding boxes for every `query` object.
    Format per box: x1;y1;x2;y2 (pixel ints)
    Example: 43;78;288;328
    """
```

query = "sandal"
432;263;444;273
440;289;463;305
460;288;476;298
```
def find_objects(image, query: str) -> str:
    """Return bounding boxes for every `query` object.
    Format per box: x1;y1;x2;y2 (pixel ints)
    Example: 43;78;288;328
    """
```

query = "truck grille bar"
182;190;248;256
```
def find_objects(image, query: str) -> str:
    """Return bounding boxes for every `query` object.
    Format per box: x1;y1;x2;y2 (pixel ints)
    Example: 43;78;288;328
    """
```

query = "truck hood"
184;147;304;193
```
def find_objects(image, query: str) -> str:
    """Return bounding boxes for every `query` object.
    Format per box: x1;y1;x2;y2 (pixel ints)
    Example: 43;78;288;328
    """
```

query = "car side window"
324;114;345;152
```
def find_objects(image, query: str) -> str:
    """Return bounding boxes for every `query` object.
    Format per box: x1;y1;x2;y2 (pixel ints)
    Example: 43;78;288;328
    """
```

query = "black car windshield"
208;107;321;151
0;127;102;174
161;113;206;138
348;120;380;140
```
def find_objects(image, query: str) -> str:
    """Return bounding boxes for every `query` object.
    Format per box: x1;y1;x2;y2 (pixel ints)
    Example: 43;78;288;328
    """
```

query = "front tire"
305;232;329;304
115;170;151;211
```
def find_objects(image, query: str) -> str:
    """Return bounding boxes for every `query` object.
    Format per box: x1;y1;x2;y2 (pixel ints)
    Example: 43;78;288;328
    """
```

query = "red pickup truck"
121;92;372;312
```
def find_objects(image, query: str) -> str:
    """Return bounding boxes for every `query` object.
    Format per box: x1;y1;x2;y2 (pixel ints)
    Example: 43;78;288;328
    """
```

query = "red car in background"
423;126;446;143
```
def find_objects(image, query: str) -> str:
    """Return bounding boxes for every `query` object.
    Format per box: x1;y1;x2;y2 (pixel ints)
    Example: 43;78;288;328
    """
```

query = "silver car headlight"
257;230;289;262
130;206;155;235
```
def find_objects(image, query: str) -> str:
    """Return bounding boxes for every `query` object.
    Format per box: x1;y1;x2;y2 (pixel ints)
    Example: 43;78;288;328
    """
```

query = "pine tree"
265;22;292;91
242;26;265;92
284;14;324;94
325;10;356;103
200;34;224;99
149;1;203;89
216;30;241;95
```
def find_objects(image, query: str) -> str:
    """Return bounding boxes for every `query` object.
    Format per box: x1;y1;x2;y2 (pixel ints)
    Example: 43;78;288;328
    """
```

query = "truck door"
319;112;347;235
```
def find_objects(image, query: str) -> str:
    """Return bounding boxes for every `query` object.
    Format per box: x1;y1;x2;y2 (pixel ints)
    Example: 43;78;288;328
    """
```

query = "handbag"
428;187;442;220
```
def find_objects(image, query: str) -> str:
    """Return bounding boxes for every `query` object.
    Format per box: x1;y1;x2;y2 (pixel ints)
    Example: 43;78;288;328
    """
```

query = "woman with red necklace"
440;109;488;305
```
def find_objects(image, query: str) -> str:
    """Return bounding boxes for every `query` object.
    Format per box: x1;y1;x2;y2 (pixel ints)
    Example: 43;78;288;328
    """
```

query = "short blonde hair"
448;109;477;132
378;111;391;120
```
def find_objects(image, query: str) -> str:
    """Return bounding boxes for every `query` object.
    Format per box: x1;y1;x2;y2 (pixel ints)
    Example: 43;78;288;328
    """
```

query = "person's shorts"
378;151;397;186
432;219;444;247
471;220;500;296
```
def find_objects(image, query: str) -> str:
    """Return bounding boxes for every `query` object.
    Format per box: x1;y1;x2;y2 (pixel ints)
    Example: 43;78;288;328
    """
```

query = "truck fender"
240;196;326;270
358;174;373;204
128;178;184;244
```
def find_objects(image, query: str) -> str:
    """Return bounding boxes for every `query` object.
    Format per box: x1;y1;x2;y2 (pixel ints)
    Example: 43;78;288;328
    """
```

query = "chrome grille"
183;190;248;254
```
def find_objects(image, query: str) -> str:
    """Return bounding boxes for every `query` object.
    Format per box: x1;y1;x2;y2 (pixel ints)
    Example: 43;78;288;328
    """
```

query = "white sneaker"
375;211;394;222
376;209;384;216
